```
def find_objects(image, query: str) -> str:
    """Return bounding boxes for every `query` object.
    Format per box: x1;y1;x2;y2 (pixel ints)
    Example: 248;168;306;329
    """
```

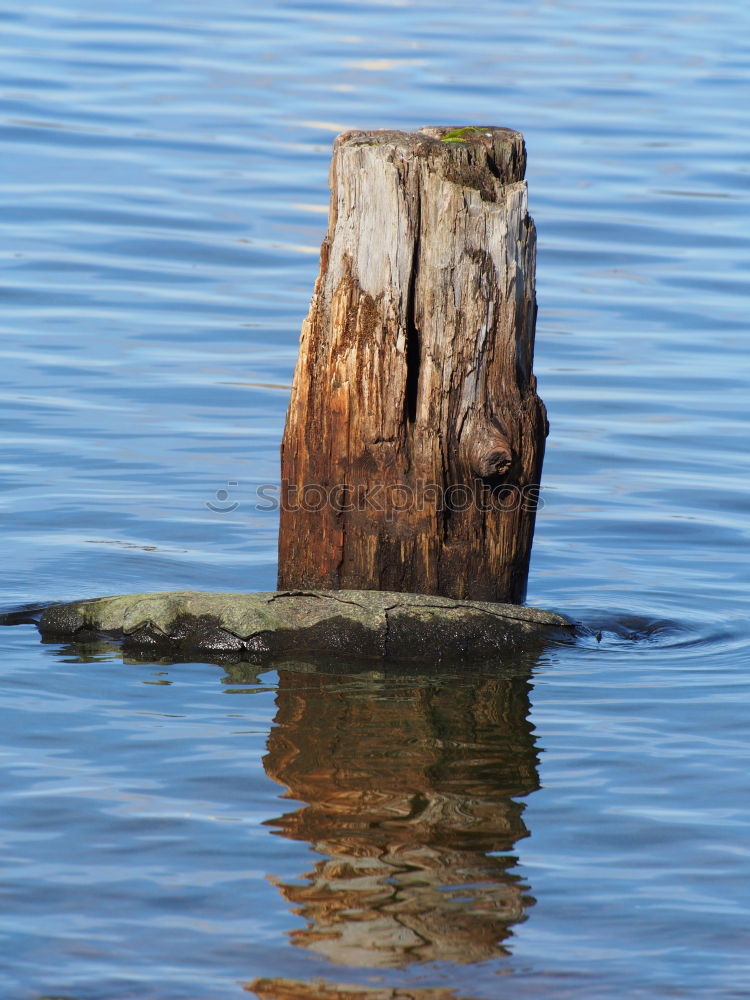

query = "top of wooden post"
333;125;526;199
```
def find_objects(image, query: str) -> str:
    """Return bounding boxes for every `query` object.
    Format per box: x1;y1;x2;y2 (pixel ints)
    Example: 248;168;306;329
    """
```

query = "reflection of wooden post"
251;983;461;1000
278;126;547;603
261;664;539;970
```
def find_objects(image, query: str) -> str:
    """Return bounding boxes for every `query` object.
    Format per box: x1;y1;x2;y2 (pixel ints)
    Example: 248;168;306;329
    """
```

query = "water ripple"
1;0;750;997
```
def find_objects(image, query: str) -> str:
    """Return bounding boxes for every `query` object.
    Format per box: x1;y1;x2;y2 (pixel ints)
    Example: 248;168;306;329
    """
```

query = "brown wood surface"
278;126;547;603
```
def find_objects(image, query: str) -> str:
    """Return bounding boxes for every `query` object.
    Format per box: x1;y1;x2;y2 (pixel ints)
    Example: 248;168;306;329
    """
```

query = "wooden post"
278;126;547;604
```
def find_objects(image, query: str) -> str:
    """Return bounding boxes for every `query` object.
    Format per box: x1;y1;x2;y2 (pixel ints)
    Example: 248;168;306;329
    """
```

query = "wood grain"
278;126;547;603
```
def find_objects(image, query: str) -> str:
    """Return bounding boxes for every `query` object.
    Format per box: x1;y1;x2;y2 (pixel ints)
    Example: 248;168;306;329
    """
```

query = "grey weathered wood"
279;125;547;603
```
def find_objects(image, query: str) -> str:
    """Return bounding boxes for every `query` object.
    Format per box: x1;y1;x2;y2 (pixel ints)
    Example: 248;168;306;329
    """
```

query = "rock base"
34;589;573;662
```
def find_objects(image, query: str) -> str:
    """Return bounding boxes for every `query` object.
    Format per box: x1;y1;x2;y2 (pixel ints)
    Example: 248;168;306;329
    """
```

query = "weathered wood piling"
278;125;547;604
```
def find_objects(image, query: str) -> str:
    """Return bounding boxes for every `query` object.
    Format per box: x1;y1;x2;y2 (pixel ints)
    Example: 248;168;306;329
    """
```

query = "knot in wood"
464;426;513;480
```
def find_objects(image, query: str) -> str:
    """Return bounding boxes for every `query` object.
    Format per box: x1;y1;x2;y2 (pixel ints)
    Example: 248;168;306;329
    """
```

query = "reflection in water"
251;979;465;1000
260;658;541;974
38;640;543;998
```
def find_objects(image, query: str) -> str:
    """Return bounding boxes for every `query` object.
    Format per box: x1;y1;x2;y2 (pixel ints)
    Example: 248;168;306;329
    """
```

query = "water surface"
1;1;749;997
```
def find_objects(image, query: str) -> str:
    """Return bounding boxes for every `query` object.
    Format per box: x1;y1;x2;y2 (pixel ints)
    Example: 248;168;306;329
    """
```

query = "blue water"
2;0;750;997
